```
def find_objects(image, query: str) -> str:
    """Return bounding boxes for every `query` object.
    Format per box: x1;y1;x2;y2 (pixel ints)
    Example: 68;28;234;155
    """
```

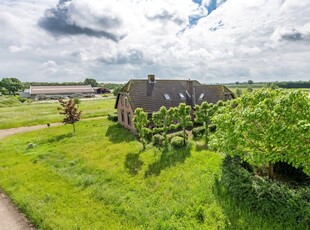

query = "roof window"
179;93;185;99
164;94;171;100
199;93;205;99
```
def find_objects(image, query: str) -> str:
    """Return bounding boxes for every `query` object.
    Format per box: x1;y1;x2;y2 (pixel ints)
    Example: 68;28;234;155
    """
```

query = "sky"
0;0;310;83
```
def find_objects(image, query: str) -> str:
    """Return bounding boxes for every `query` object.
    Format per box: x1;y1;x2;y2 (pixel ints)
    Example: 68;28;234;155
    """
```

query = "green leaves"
134;108;150;150
210;89;310;177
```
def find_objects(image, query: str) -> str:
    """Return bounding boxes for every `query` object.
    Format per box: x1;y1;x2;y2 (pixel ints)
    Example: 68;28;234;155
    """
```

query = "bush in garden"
152;134;164;146
170;136;184;148
192;126;205;138
108;113;118;122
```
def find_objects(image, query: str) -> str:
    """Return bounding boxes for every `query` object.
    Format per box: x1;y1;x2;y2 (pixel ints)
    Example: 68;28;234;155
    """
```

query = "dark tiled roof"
30;85;94;95
115;79;234;113
195;85;234;104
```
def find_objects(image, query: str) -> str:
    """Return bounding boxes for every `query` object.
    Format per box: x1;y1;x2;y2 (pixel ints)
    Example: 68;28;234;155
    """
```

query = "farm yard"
0;89;309;229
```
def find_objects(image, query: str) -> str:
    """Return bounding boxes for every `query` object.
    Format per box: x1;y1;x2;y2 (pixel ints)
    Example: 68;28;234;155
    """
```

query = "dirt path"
0;123;62;140
0;192;35;230
0;117;105;230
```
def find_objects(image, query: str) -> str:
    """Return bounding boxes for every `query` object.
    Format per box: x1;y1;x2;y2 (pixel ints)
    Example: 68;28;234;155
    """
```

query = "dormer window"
164;94;171;100
199;93;205;100
179;93;185;99
185;90;191;97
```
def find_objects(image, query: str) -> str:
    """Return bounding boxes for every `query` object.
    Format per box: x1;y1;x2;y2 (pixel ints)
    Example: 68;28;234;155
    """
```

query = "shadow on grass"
124;152;143;176
105;124;135;143
144;145;191;177
38;133;74;145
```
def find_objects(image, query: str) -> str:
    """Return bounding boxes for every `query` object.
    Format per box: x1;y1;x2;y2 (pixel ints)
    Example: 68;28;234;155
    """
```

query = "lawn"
0;118;295;229
0;98;115;129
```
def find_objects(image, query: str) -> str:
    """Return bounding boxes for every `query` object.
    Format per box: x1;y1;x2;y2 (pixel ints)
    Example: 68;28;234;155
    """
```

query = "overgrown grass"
0;96;23;108
0;98;115;129
0;118;304;229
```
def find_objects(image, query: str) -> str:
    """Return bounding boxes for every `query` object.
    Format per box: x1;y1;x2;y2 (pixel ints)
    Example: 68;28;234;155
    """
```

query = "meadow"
0;97;115;129
0;118;301;229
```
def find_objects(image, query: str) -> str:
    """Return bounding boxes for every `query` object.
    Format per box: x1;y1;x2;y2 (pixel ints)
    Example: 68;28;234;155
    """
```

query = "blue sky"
0;0;309;83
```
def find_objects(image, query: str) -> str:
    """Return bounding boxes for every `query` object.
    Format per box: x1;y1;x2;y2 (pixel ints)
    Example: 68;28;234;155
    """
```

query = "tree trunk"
268;162;274;179
204;123;209;145
72;123;76;133
183;128;186;146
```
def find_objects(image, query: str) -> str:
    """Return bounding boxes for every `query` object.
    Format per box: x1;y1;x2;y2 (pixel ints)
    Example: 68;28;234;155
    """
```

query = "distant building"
115;75;235;132
93;87;111;94
21;85;95;100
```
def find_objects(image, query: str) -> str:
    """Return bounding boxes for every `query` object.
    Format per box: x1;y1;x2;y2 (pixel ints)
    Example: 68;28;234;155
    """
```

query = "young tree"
58;99;82;133
210;89;310;179
194;102;215;145
73;97;81;108
152;106;175;148
175;103;192;145
134;108;150;150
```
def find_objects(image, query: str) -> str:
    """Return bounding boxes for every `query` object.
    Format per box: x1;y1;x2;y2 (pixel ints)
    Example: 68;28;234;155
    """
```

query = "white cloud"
0;0;310;83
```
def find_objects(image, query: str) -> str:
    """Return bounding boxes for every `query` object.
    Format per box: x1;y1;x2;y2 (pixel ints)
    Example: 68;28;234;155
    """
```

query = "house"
25;85;95;100
115;75;234;132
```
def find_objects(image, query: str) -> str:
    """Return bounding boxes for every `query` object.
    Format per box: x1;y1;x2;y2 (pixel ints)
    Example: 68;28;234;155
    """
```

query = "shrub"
168;131;186;141
192;126;205;138
219;156;310;227
171;136;184;148
152;127;163;134
169;123;180;131
108;113;118;122
152;134;164;146
17;96;27;103
144;128;153;143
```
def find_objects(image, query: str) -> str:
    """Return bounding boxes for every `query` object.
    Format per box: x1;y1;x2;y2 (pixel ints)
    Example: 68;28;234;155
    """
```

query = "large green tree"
134;108;150;150
210;89;310;179
84;78;99;87
175;103;192;145
0;78;23;95
152;106;176;148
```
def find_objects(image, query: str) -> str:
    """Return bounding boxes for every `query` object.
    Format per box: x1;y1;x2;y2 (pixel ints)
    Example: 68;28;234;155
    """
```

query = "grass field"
0;118;299;229
0;98;115;129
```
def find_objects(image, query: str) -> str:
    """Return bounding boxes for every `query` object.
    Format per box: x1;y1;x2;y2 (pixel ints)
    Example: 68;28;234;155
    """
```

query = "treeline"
275;81;310;88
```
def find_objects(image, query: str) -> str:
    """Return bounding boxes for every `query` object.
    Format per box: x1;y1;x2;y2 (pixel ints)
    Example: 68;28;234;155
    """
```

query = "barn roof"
30;85;95;95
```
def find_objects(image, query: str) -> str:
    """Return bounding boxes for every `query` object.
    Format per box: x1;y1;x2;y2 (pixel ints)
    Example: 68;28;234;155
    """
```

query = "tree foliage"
134;108;150;150
113;86;122;96
152;106;175;148
58;99;82;133
194;102;215;144
0;78;23;95
175;103;192;145
84;78;99;87
210;89;310;178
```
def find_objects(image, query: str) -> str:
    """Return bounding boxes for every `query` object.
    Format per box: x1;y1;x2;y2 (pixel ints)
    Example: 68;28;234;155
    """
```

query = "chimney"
148;74;155;83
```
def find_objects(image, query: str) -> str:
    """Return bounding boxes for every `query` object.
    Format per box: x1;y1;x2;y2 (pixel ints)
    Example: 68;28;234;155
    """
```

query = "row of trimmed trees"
133;89;310;179
133;101;222;150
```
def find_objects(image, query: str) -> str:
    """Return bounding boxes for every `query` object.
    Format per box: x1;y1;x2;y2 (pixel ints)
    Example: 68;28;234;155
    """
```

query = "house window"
199;93;205;100
179;93;185;99
121;110;124;122
125;97;128;106
127;112;131;126
164;94;171;100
